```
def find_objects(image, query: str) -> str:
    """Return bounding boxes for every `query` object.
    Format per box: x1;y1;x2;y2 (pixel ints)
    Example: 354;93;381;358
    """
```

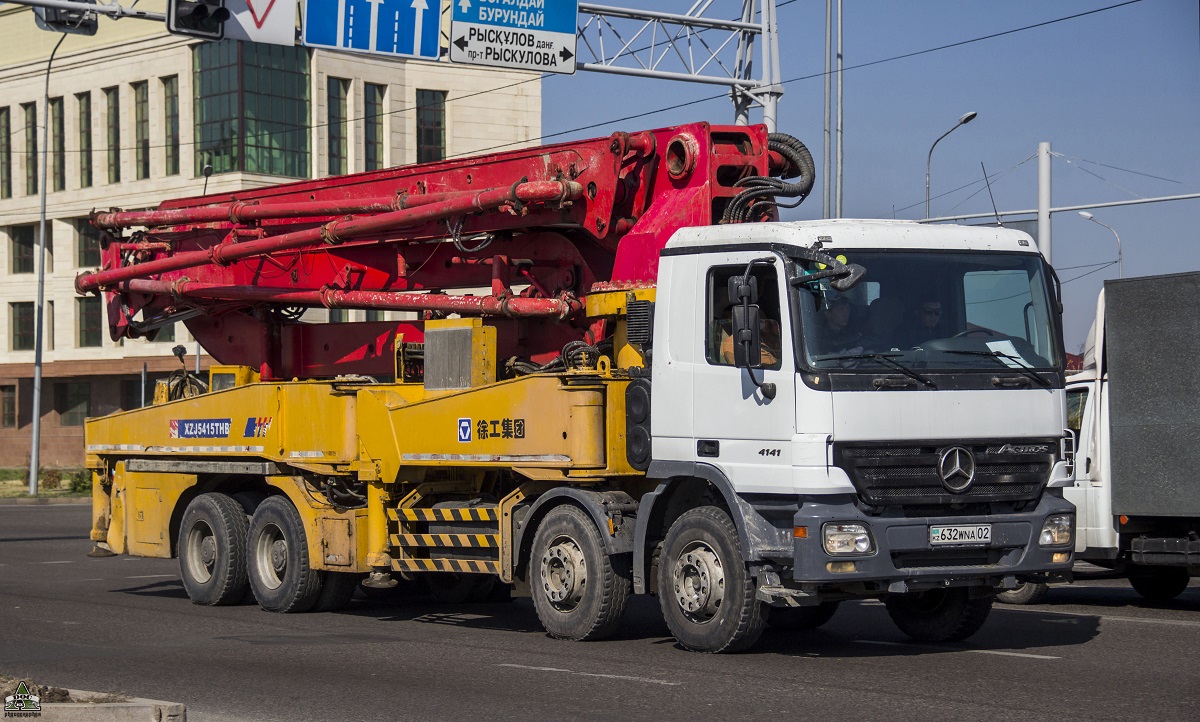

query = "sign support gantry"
575;1;783;131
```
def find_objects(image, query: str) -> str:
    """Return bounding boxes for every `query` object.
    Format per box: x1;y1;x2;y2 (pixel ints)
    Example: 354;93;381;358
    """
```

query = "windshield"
793;250;1062;372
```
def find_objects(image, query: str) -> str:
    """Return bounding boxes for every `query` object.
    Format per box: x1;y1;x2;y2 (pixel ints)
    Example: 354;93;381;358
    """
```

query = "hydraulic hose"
721;133;817;224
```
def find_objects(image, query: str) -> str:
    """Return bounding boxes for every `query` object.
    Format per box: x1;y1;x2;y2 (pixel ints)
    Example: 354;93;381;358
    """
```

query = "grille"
892;549;1006;569
834;441;1054;507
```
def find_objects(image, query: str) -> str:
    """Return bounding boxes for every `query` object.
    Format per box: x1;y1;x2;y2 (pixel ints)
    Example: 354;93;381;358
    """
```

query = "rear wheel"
658;506;766;653
178;493;249;606
530;505;631;641
1129;566;1190;602
996;582;1050;605
246;496;323;613
768;601;841;631
885;588;993;642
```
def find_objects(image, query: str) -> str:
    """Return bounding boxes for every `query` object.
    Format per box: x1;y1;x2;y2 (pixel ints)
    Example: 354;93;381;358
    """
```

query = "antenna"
981;161;1003;227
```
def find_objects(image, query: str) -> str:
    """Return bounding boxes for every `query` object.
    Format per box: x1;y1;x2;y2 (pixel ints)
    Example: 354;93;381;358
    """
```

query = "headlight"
1039;514;1074;547
823;523;875;555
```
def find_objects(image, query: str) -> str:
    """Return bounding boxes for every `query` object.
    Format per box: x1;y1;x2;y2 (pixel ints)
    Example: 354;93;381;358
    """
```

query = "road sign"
224;0;297;46
302;0;439;59
450;0;577;74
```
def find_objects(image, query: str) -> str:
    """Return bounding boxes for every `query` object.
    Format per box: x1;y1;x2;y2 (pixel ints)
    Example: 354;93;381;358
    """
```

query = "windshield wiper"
943;350;1052;388
814;353;937;389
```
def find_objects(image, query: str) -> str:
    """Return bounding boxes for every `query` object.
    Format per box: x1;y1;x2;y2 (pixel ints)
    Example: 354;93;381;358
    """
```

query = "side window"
704;264;782;368
1066;388;1088;435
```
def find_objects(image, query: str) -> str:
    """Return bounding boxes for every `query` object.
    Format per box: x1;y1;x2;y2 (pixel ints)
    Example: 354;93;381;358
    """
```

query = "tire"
657;506;766;653
246;496;323;613
768;601;841;631
312;572;362;612
178;493;250;606
530;505;631;641
1129;566;1190;602
885;588;993;643
996;582;1050;605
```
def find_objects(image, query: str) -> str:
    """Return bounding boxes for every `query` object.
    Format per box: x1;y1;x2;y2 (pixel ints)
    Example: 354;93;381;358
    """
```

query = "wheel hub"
270;539;288;574
672;544;725;622
540;537;586;610
199;536;216;568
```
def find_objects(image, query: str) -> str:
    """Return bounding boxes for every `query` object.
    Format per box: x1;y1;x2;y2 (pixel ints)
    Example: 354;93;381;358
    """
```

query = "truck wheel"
657;506;766;653
996;582;1050;605
1129;566;1190;602
768;601;841;631
885;588;993;643
246;496;323;613
530;505;631;641
312;572;362;612
178;493;250;606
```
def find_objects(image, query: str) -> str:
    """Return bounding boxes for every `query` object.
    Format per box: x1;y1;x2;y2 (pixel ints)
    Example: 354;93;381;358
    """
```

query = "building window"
416;90;446;163
10;225;34;273
76;219;102;267
365;83;385;171
194;40;310;178
10;302;35;351
105;87;120;184
120;378;145;411
328;309;348;323
327;77;349;176
1;385;15;428
154;323;175;342
77;93;92;188
46;300;54;351
77;296;102;348
0;106;9;199
56;382;89;427
163;76;180;176
365;310;384;322
22;103;37;195
133;81;149;180
50;97;64;192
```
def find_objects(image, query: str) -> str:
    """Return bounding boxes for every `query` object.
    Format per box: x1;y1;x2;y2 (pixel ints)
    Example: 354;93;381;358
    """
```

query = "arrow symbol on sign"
458;0;470;12
411;0;428;56
559;46;574;62
367;0;385;52
454;35;468;51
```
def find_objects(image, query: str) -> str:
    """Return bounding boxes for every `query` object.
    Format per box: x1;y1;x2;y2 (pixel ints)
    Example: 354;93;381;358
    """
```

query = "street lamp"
925;111;978;219
1078;211;1123;278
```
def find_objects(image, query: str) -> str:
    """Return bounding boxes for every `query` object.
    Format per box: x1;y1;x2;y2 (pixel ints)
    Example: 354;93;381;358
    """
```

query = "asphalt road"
1;504;1197;721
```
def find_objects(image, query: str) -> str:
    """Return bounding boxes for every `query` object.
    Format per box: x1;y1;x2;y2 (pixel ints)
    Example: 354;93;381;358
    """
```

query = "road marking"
853;639;1059;659
1097;615;1200;629
998;606;1200;629
125;574;175;579
38;560;73;564
496;663;681;686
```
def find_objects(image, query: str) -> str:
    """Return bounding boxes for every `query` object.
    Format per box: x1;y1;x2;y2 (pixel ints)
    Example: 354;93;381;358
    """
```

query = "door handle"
697;440;720;458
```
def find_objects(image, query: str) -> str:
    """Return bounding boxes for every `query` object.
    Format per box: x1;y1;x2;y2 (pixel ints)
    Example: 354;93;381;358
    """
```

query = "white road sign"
225;0;298;47
450;0;578;75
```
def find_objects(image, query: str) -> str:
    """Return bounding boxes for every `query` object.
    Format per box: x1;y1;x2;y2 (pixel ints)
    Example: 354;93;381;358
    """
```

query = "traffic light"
34;3;100;36
167;0;231;41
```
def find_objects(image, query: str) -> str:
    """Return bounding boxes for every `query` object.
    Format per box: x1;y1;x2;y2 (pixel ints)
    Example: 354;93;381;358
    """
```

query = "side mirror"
727;275;758;305
731;304;762;368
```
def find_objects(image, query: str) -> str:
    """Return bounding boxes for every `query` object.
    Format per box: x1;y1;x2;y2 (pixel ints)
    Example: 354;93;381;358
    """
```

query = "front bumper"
789;493;1075;593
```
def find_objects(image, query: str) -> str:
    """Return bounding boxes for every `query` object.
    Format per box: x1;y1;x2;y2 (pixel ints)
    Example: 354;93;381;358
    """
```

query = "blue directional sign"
303;0;440;59
450;0;578;74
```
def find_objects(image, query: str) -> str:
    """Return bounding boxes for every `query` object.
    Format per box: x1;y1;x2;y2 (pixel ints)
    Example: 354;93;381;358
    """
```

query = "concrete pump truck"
79;122;1075;652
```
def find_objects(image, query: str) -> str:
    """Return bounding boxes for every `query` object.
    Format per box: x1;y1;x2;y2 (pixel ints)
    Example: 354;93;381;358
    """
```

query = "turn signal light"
1119;515;1129;525
793;526;808;539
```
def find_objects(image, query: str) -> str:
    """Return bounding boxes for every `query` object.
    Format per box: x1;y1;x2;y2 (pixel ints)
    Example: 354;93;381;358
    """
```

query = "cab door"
691;253;797;494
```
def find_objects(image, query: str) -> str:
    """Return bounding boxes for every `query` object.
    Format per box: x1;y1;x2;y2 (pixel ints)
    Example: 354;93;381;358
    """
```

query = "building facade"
0;5;541;467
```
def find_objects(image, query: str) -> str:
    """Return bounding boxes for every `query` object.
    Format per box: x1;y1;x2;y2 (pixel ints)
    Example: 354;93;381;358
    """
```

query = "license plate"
929;524;992;545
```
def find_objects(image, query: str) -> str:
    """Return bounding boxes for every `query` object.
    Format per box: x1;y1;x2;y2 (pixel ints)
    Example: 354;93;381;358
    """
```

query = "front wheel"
1129;566;1190;602
246;496;323;613
885;588;993;642
178;493;249;606
658;506;766;653
530;505;631;641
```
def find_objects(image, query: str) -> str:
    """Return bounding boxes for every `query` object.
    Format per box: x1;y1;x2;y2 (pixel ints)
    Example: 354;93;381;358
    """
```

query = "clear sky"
540;0;1200;352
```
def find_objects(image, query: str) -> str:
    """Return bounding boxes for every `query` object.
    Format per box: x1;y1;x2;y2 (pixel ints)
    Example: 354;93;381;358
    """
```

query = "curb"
41;691;186;722
0;498;90;506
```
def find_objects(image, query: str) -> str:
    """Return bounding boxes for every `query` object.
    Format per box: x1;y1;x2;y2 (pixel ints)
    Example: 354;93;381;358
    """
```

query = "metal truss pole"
4;0;164;21
576;2;783;129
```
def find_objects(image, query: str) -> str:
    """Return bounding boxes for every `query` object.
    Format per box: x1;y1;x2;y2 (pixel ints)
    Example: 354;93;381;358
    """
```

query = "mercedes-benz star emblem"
938;446;976;493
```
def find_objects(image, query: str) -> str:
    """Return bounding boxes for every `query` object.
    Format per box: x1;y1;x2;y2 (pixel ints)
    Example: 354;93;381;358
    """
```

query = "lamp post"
1078;211;1123;279
925;111;978;219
